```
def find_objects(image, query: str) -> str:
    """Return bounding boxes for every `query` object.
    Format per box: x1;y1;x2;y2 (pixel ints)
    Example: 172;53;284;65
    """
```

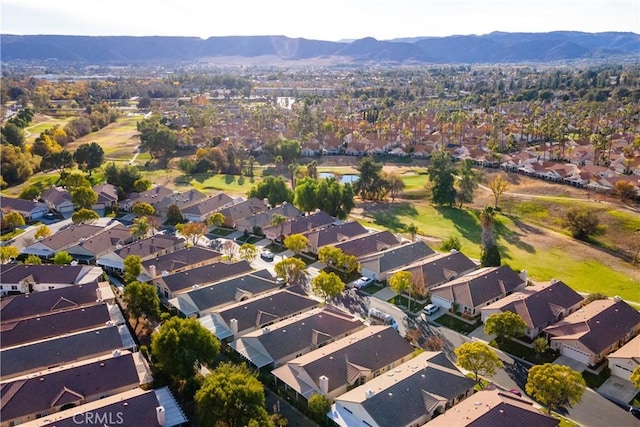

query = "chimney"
156;406;166;427
519;270;527;283
149;265;157;278
230;318;238;335
613;295;622;302
311;330;319;348
96;287;103;302
365;389;375;399
319;375;329;395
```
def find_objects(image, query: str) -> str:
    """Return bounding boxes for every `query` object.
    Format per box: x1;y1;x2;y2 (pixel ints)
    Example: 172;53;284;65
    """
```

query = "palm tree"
130;216;150;239
270;213;287;242
405;223;418;242
479;206;496;249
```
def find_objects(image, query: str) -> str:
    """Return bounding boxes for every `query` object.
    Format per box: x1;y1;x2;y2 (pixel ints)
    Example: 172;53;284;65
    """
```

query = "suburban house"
302;221;370;254
139;246;222;282
62;224;133;264
272;325;415;401
0;324;136;380
41;186;75;216
607;334;640;381
231;306;365;369
399;250;478;291
234;203;302;235
215;197;268;228
358;240;435;281
154;259;253;300
91;183;118;211
333;231;401;260
21;222;110;260
328;351;477;427
25;387;188;427
96;234;185;274
153;189;207;218
0;282;115;323
170;269;281;318
120;185;174;212
180;192;235;223
544;298;640;367
429;266;527;317
0;264;104;295
197;286;318;340
1;302;124;348
481;279;584;339
0;351;150;427
425;388;559;427
262;211;335;241
0;195;48;220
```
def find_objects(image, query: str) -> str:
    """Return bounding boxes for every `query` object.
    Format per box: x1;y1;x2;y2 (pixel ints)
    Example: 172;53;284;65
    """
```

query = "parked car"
350;276;373;289
508;389;522;397
260;250;274;261
44;212;55;219
368;308;398;331
423;304;439;315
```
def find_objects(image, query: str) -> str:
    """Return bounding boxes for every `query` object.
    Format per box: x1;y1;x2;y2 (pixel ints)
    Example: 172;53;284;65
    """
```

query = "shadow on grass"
495;217;536;255
436;206;482;245
370;202;418;231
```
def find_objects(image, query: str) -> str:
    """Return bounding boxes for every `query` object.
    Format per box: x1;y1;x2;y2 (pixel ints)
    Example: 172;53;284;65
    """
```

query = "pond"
318;172;359;184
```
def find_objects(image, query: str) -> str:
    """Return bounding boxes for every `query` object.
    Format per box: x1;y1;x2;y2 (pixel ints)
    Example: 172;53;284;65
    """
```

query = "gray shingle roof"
30;224;103;251
141;246;221;274
0;282;101;323
0;264;89;286
0;352;140;422
263;211;335;237
158;260;253;293
0;195;47;215
67;224;131;257
304;221;369;249
1;303;112;348
235;203;302;232
361;361;476;426
430;266;525;308
469;400;559;427
406;250;477;289
114;234;185;259
219;287;319;333
334;230;401;258
0;326;128;379
180;192;235;215
376;240;435;273
176;269;279;314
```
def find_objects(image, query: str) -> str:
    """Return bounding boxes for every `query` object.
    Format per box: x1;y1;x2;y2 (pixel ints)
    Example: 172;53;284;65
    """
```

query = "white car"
351;276;373;288
260;250;274;261
423;304;439;315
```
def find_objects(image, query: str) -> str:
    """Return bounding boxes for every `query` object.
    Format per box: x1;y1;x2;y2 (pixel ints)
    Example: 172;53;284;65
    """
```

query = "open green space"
356;202;640;303
182;173;260;196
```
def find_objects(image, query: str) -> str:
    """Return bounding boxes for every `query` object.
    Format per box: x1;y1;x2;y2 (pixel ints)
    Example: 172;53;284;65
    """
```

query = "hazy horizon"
2;0;638;42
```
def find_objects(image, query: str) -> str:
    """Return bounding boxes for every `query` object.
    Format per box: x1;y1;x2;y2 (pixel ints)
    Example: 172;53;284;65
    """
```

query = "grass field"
179;173;260;196
66;115;140;161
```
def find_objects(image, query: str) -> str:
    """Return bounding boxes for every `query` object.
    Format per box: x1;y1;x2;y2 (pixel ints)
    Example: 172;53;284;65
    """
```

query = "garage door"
611;363;634;380
561;345;590;365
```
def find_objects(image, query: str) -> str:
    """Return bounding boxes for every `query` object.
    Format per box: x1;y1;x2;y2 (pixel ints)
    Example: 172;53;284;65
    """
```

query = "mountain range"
2;31;638;65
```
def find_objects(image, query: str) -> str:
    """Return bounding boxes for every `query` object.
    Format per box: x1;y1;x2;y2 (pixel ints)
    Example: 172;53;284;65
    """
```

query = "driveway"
598;376;639;404
371;286;396;301
554;355;588;373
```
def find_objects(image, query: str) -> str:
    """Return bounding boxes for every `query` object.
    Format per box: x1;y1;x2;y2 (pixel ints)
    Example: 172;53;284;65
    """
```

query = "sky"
2;0;638;41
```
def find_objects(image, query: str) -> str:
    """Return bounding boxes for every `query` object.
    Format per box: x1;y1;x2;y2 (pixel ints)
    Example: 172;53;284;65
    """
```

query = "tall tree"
525;363;586;414
274;257;308;286
294;177;318;213
284;233;309;256
207;212;226;227
479;206;501;267
488;174;509;208
484;312;527;343
130;216;151;239
0;246;19;263
454;341;503;382
178;221;208;245
405;223;419;241
270;213;287;242
123;255;143;284
238;243;258;263
317;246;345;268
354;157;387;201
2;211;25;230
428;149;457;207
311;270;345;302
53;251;73;265
71;186;98;209
151;317;220;380
123;281;160;331
195;362;272;427
248;176;294;207
72;208;99;224
308;394;332;423
457;159;482;208
532;337;550;360
132;202;155;216
383;172;405;202
388;270;414;310
73;142;105;176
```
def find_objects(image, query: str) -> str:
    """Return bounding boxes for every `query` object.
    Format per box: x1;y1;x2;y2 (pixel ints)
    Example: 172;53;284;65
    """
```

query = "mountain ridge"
2;31;638;64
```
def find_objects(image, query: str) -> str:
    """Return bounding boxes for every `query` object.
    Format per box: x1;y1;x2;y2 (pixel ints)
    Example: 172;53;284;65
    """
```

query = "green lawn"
0;228;24;241
235;234;263;244
184;173;259;195
490;339;558;364
434;313;481;335
361;283;385;294
354;202;640;302
582;369;611;389
208;227;235;237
